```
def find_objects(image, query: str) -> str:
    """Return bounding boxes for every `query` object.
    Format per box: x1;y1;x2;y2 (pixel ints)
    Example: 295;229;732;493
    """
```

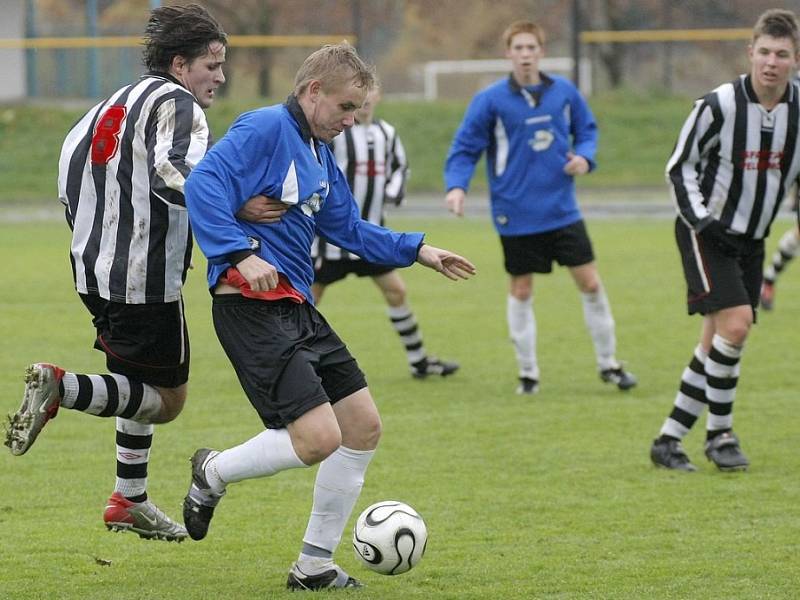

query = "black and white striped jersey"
312;119;408;261
58;73;211;304
667;74;800;240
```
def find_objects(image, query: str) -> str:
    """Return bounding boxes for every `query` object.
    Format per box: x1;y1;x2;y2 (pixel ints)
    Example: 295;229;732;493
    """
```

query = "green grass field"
0;92;691;203
2;216;800;599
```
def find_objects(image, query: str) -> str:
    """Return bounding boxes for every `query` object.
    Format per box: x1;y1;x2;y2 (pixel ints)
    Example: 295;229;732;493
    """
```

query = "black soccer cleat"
286;563;362;591
600;366;637;390
650;437;697;472
516;377;539;395
182;448;224;540
411;356;459;379
704;432;749;471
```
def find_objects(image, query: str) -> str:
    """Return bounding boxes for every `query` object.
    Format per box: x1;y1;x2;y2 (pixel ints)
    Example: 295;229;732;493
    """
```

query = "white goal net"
422;57;592;100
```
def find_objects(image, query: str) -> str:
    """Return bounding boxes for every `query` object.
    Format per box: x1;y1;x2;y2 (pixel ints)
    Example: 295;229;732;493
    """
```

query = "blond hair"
293;42;376;96
753;9;800;52
502;21;546;48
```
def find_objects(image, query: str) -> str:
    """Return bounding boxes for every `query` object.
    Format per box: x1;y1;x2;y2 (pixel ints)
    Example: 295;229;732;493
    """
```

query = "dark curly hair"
142;4;227;72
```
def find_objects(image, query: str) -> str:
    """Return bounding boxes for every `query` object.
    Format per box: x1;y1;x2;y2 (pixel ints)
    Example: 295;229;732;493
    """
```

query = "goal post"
422;57;592;101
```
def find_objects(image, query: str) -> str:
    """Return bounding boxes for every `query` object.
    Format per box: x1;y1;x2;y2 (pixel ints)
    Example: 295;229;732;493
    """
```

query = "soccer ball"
352;500;427;575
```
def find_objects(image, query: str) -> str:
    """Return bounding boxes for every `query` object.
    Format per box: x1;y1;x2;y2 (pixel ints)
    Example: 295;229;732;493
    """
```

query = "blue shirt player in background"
444;20;636;395
182;42;474;591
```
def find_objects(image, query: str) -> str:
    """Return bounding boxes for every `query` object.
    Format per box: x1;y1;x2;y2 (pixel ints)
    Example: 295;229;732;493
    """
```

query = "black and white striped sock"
763;228;799;283
705;334;742;440
387;305;426;366
659;345;708;440
59;373;162;421
115;418;153;502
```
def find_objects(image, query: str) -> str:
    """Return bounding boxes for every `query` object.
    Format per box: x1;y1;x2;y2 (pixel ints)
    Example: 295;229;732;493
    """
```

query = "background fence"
2;0;800;102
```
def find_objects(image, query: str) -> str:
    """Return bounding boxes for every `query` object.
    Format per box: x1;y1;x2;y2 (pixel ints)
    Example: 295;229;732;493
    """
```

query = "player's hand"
416;244;476;281
236;254;279;291
697;219;741;257
445;188;466;217
237;194;288;224
564;152;590;176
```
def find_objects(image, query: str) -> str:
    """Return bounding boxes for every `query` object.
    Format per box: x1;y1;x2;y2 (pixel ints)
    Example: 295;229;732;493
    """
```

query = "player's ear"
308;80;322;103
170;54;188;77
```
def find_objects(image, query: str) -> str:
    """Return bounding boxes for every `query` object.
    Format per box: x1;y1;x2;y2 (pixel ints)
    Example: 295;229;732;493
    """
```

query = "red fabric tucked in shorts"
220;267;305;303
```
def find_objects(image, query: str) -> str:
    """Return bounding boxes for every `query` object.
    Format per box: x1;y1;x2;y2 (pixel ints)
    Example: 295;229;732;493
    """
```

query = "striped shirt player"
312;118;408;261
5;4;228;543
667;74;800;240
59;74;209;304
651;8;800;473
310;89;459;379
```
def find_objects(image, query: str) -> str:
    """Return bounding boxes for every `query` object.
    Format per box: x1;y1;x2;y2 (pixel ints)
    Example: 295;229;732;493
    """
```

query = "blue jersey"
185;96;424;302
444;74;598;236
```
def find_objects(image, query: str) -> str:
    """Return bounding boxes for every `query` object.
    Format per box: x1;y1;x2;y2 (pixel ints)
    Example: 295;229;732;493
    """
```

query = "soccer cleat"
760;281;775;311
104;492;187;542
705;432;749;471
650;437;697;472
286;563;362;591
182;448;224;541
516;377;539;395
411;356;460;379
600;366;638;391
5;363;65;456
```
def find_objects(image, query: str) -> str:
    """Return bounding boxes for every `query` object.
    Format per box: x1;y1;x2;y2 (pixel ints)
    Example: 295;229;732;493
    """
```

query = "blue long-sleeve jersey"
444;74;598;236
185;96;424;303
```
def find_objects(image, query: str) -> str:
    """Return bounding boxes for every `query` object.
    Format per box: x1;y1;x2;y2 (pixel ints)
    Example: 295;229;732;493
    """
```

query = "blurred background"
3;0;800;202
3;0;800;101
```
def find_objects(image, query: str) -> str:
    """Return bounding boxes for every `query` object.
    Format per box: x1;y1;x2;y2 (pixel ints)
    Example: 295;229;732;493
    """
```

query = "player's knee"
717;318;752;346
154;387;187;423
723;324;751;346
510;285;531;301
358;412;382;450
298;428;343;465
381;279;407;306
578;279;601;294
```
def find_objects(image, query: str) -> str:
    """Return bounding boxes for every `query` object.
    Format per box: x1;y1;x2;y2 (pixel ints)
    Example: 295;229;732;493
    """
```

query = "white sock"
209;428;307;494
301;446;374;554
295;553;336;576
507;295;538;379
581;286;618;371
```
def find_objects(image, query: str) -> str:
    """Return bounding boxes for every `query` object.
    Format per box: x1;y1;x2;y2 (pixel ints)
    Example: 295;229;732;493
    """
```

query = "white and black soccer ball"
352;500;427;575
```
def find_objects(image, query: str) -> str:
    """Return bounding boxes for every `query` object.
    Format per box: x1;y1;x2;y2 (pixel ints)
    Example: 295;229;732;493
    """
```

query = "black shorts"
674;218;764;316
314;257;394;285
500;220;595;275
211;295;368;429
80;294;190;388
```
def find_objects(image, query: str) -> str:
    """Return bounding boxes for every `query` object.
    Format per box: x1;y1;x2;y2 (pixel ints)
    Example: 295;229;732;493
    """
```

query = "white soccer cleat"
5;363;65;456
104;492;188;542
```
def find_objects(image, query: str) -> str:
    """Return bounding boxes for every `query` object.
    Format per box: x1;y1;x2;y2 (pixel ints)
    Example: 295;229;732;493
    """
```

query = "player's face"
354;89;381;125
506;32;544;85
308;80;368;143
748;35;798;96
173;41;226;109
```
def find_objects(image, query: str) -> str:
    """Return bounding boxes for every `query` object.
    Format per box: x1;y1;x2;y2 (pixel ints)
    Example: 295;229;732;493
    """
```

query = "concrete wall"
0;0;26;101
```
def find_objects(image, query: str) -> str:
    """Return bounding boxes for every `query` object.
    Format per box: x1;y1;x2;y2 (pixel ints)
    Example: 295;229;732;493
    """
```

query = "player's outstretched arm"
416;244;476;281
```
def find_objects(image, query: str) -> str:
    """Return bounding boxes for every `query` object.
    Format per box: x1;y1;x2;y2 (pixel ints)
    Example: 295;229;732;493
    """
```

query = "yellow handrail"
0;34;356;50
